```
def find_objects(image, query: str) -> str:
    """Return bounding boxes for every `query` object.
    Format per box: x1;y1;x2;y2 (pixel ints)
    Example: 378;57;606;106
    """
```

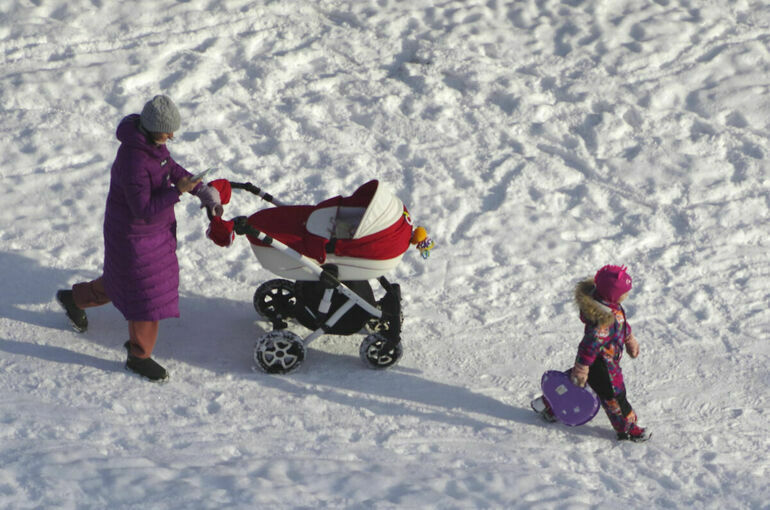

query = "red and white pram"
205;179;433;374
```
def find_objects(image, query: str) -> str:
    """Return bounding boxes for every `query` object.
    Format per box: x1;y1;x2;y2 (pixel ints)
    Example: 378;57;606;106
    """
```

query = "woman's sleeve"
166;156;191;183
167;156;204;194
120;150;180;219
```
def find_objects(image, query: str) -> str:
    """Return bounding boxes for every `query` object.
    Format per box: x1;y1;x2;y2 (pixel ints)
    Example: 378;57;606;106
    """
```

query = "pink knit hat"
594;265;633;303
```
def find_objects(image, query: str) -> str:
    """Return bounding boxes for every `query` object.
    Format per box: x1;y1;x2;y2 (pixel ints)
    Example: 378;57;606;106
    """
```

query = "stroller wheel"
253;279;296;322
253;330;305;374
365;308;404;333
359;333;403;370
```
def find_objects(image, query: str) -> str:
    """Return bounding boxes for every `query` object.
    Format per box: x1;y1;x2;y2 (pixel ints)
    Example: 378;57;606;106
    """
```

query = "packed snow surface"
1;0;768;508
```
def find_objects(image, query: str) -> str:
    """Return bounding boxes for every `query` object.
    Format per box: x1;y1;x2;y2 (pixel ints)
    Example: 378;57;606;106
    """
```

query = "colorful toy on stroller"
205;178;433;374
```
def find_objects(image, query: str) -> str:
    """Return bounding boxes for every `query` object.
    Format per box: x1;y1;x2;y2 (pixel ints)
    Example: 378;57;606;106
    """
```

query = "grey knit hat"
140;95;181;133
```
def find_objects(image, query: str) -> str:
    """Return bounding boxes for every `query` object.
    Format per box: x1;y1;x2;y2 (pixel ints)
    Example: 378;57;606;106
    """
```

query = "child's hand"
570;363;589;387
625;333;640;358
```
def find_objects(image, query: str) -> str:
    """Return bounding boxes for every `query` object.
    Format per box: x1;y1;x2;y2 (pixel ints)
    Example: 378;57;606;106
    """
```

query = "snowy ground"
1;0;769;508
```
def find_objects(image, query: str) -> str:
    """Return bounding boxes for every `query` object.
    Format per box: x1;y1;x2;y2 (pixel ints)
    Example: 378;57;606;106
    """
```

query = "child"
531;265;649;442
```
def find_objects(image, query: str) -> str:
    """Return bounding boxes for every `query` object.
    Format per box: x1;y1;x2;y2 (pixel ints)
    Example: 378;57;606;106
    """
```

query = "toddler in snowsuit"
533;265;649;442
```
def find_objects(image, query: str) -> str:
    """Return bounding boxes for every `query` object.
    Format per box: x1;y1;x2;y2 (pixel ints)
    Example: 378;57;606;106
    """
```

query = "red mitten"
208;179;232;205
207;216;235;247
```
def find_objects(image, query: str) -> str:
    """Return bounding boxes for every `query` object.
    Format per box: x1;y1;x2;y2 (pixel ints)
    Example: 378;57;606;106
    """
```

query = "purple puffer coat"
102;114;196;322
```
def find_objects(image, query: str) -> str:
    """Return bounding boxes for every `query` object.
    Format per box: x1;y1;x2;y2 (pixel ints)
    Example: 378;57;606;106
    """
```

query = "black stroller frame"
228;182;405;374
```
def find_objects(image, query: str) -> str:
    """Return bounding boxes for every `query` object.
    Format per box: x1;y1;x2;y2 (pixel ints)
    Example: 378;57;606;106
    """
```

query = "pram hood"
252;180;412;264
307;179;405;240
341;179;403;238
205;180;413;266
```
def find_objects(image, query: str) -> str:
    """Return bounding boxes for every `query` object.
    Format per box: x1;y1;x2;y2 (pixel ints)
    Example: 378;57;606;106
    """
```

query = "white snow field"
1;0;768;508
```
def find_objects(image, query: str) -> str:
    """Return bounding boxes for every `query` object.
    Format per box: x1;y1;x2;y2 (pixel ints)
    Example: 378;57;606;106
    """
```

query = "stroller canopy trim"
354;181;404;239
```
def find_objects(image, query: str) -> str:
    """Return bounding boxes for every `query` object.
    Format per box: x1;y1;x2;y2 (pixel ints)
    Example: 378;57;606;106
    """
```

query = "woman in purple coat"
57;95;221;381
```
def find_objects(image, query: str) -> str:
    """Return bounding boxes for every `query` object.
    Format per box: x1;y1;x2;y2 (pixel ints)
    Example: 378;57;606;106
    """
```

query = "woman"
57;95;221;381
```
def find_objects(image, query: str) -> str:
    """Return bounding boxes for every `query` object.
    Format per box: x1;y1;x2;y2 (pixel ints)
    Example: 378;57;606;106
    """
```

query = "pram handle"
229;182;286;207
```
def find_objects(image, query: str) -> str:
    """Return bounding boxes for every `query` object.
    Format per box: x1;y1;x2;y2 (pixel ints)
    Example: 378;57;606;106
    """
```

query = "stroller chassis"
231;211;404;374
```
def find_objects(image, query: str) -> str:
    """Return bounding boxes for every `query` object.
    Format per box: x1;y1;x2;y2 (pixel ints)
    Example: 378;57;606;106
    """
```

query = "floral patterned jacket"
574;278;632;395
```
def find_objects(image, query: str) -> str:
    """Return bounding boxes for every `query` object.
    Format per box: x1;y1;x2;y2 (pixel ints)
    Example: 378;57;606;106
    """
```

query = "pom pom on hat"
140;95;181;133
594;265;632;303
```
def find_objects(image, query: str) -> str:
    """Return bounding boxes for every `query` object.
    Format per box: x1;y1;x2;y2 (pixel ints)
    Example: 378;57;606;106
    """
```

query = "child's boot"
617;424;650;442
531;396;557;423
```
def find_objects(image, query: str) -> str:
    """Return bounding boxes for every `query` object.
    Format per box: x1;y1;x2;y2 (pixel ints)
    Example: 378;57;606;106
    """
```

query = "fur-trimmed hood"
575;278;617;327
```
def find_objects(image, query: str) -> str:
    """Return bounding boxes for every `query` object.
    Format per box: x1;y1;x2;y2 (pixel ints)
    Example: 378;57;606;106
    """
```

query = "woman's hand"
176;175;201;195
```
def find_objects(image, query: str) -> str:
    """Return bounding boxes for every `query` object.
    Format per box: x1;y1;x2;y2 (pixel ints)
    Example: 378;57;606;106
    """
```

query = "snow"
1;0;769;508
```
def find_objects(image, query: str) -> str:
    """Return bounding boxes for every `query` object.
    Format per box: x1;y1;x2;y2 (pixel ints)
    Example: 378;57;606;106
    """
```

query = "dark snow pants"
587;357;639;434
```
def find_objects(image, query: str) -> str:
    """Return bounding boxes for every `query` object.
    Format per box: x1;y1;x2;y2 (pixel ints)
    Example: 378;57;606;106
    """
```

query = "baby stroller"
205;179;433;374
